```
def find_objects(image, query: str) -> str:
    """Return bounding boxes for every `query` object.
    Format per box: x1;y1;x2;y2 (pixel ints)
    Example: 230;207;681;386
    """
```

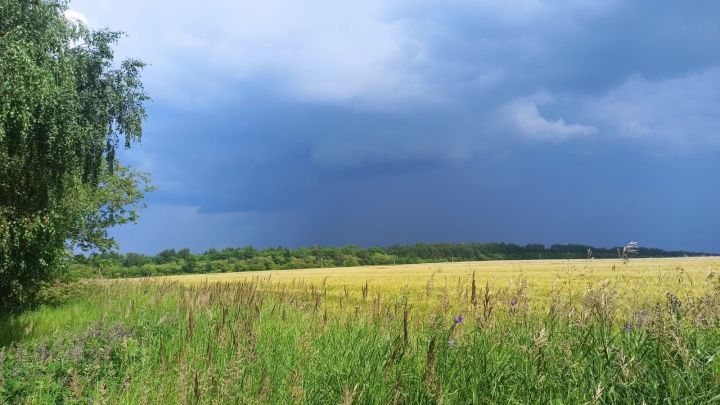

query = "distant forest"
70;243;715;279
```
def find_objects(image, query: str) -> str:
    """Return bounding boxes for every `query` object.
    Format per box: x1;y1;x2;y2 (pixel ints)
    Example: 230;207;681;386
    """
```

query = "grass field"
2;257;720;403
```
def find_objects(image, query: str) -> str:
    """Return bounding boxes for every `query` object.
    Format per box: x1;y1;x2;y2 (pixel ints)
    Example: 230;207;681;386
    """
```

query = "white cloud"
68;0;432;109
63;9;88;25
501;93;597;141
67;0;720;156
61;0;624;111
585;67;720;151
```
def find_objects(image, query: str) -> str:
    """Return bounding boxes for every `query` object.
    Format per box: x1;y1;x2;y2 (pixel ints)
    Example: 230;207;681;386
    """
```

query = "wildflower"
454;315;464;325
623;322;633;333
447;339;456;347
511;297;518;307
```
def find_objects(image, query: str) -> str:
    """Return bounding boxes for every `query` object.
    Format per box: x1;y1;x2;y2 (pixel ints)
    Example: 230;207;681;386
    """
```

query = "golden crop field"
151;257;720;313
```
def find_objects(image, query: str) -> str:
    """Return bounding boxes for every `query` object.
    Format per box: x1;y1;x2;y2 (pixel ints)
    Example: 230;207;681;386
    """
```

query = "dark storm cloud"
399;0;720;94
70;0;720;253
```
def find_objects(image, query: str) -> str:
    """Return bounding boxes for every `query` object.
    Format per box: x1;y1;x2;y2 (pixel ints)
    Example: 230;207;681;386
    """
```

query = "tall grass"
2;262;720;403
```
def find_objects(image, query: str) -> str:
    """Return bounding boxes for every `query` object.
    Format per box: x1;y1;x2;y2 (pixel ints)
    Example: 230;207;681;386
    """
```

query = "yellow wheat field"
141;257;720;314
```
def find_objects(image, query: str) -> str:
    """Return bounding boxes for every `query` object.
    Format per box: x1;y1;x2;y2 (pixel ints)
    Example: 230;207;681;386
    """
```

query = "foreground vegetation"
2;257;720;403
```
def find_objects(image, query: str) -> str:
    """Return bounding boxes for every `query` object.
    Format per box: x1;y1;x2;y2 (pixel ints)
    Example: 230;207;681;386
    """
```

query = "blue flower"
454;315;464;324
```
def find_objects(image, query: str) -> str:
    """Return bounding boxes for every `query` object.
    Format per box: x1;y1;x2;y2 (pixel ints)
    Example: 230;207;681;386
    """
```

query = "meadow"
2;257;720;403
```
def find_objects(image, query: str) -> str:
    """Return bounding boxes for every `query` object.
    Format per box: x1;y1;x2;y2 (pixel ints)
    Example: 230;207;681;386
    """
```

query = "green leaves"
0;0;150;314
68;162;155;253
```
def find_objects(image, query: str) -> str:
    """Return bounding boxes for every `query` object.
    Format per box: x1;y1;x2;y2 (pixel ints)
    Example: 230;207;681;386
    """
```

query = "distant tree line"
69;243;714;279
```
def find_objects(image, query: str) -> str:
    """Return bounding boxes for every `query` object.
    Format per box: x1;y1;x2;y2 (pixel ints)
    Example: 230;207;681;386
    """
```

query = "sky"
67;0;720;254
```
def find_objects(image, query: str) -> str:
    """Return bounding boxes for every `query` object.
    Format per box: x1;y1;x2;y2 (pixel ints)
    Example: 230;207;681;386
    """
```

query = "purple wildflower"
511;297;518;307
454;315;464;325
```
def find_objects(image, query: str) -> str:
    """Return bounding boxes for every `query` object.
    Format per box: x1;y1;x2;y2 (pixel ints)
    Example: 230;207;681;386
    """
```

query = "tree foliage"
1;0;150;314
71;242;713;279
